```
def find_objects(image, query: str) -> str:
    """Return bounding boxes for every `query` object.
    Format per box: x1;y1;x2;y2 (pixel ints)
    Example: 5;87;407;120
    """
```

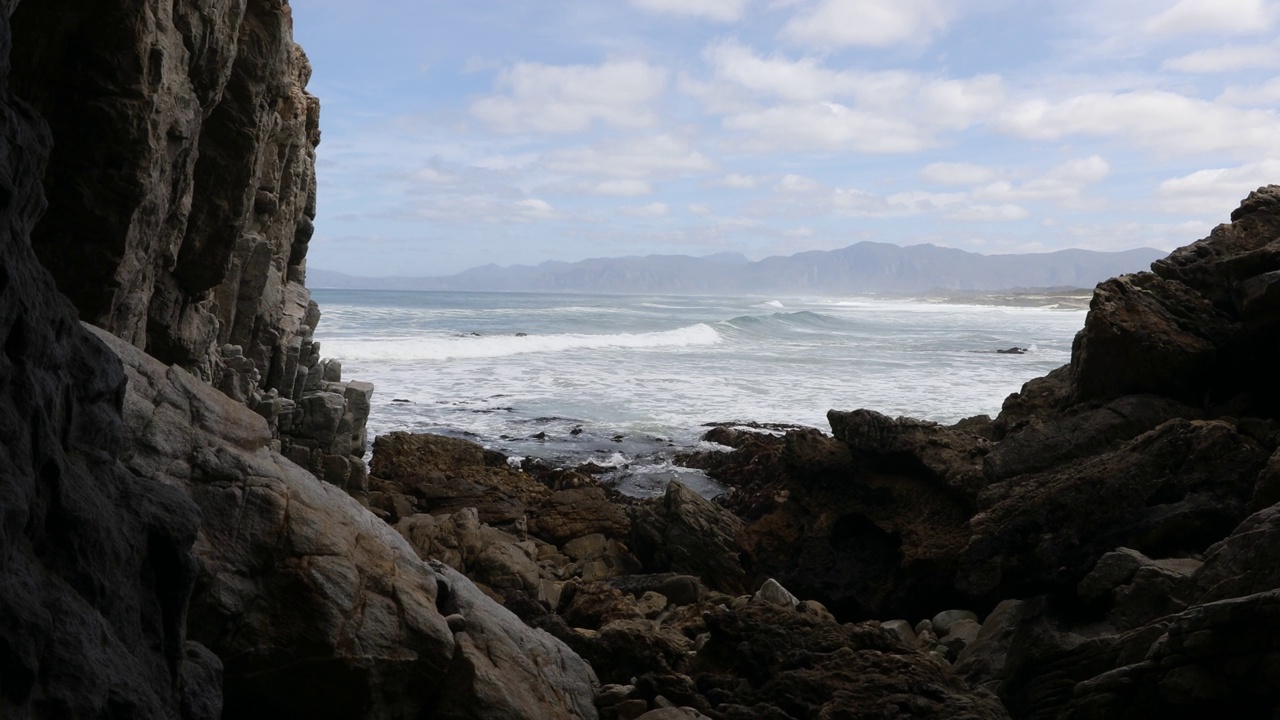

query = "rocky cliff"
8;0;369;490
0;3;596;718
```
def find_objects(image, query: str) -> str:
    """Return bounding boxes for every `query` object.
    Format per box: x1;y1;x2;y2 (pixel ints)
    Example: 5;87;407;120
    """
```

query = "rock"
696;603;1009;718
796;599;835;623
984;394;1199;482
932;609;979;636
827;408;991;495
636;709;707;719
614;699;649;719
370;431;549;526
1193;503;1280;602
96;325;599;719
628;481;747;594
597;684;635;707
960;419;1266;599
0;68;217;712
752;578;799;609
941;618;982;655
532;487;632;545
431;563;600;720
881;619;918;645
637;591;669;619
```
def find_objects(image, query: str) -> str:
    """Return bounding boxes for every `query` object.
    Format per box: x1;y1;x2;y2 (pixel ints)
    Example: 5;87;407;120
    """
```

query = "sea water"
313;290;1086;496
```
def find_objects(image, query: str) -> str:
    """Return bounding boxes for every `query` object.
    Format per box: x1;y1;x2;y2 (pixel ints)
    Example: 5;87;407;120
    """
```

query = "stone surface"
960;419;1266;599
828;408;991;495
94;324;600;719
751;578;799;609
628;481;748;594
0;17;220;717
9;0;370;498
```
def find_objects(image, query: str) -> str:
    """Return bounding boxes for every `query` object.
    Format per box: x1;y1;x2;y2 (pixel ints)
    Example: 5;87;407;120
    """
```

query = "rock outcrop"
94;323;601;719
685;186;1280;717
8;0;370;490
0;15;221;718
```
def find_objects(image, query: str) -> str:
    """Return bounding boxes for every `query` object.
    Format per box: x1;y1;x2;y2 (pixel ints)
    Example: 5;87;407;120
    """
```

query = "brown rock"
629;481;747;594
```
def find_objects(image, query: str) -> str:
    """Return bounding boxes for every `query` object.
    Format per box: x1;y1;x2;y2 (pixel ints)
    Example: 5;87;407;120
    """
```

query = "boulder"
94;324;599;719
629;481;747;595
827;408;990;496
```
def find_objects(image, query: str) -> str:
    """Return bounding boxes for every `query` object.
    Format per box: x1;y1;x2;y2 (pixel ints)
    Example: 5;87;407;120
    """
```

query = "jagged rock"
696;603;1009;718
983;394;1199;482
532;487;632;545
960;419;1267;599
1193;503;1280;603
1071;272;1234;404
629;481;747;595
396;509;549;603
370;431;550;526
828;408;991;495
751;578;799;609
881;619;918;645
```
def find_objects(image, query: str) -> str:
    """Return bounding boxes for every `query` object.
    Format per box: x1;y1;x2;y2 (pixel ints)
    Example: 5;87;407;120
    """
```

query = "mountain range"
309;241;1167;295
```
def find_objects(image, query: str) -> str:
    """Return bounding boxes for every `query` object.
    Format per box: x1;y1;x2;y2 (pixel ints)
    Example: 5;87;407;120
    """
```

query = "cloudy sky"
293;0;1280;276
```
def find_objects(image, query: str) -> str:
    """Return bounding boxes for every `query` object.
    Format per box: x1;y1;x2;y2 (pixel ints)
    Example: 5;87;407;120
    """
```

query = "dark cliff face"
8;0;369;490
0;14;218;717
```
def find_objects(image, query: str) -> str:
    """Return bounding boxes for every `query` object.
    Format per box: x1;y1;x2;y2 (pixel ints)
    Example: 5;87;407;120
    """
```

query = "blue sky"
293;0;1280;276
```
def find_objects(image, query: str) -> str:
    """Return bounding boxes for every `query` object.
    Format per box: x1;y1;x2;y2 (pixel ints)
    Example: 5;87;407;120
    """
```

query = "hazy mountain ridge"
310;241;1167;294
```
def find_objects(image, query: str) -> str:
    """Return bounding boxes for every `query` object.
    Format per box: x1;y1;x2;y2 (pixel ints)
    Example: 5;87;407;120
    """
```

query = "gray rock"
881;619;918;645
931;609;979;636
753;578;800;609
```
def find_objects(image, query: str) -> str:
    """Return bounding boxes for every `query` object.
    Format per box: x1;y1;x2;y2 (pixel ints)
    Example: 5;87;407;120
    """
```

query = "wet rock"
881;619;918;645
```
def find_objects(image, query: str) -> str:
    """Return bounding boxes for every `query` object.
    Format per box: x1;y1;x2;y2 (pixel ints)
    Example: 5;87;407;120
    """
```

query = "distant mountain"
307;242;1168;295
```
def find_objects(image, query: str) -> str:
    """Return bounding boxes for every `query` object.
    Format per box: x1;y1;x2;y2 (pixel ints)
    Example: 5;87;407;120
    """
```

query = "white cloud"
1164;42;1280;72
1155;159;1280;214
725;102;934;153
1143;0;1277;36
630;0;749;22
943;204;1031;222
973;157;1111;203
470;60;667;133
688;203;715;215
619;202;671;217
775;173;825;193
592;180;655;196
694;41;1005;152
996;91;1280;158
1217;76;1280;106
544;135;716;180
515;198;559;220
782;0;954;48
920;162;1003;186
718;173;760;188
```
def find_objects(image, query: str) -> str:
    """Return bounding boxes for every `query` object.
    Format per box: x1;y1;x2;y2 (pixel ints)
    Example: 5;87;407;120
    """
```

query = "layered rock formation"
8;0;369;489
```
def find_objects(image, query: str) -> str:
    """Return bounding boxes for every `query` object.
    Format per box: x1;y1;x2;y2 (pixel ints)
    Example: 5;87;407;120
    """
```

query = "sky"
292;0;1280;277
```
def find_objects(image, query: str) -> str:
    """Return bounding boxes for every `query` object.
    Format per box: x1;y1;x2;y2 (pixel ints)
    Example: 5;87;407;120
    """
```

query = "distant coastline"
308;241;1164;296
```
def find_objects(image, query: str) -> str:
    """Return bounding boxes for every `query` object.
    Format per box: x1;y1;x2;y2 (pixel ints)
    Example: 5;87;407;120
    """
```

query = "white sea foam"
758;300;785;308
324;323;720;361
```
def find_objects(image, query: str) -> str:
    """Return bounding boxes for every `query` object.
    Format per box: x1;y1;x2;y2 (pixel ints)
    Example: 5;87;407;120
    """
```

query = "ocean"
313;289;1087;496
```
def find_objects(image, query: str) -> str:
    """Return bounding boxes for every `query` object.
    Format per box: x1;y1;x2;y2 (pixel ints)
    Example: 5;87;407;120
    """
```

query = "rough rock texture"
0;15;220;718
628;481;748;595
694;603;1009;719
8;0;370;490
94;323;600;719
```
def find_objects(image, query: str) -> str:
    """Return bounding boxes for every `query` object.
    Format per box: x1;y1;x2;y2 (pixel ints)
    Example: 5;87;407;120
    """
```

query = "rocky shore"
2;1;1280;718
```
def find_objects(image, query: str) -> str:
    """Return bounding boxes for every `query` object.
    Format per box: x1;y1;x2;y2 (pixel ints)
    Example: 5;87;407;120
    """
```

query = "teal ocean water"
313;290;1086;496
